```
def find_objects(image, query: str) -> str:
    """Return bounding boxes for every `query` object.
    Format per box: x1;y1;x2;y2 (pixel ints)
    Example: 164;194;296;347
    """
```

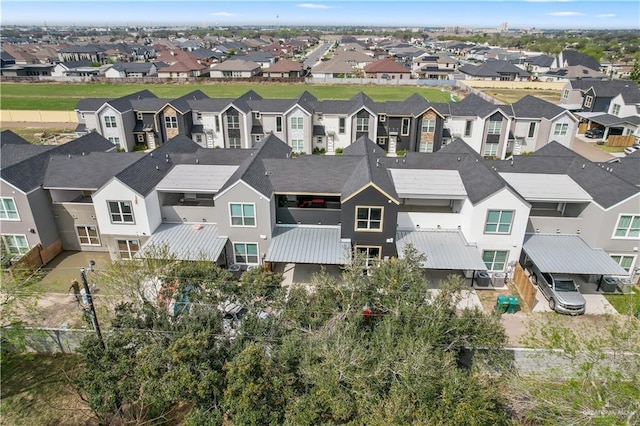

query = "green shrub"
335;147;343;155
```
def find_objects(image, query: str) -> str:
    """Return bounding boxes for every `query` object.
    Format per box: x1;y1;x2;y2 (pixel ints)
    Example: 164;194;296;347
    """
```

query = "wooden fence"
606;135;637;147
512;263;538;310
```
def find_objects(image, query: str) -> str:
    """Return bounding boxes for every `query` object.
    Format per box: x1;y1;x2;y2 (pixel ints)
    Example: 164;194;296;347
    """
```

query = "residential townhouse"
75;90;578;159
458;59;531;81
0;131;115;264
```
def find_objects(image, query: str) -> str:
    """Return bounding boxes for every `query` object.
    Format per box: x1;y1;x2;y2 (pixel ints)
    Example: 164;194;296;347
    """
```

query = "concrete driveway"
571;135;617;162
531;286;618;315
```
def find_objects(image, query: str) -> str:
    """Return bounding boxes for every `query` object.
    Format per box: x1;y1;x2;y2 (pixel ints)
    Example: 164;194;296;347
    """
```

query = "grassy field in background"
0;82;456;110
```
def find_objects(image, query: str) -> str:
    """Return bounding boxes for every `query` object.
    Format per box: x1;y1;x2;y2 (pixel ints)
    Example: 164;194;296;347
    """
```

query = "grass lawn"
1;82;455;111
594;144;626;153
0;354;93;425
482;88;561;104
604;287;640;316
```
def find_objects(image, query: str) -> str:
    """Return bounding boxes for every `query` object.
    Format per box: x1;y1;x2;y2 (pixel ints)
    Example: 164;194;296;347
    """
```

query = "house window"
562;89;569;99
584;95;593;108
612;104;621;116
483;143;498;157
421;119;435;133
276;116;282;132
215;116;221;132
104;116;117;128
1;234;29;256
610;255;636;273
553;123;568;136
482;250;508;271
356;206;383;231
379;114;386;122
377;137;387;145
527;122;536;138
487;120;502;135
614;214;640;238
117;239;139;260
317;113;323;121
484;210;514;234
357;246;381;269
291;117;304;130
464;120;473;137
228;137;241;149
254;112;261;119
356;117;369;132
0;197;19;220
230;203;256;227
196;134;203;144
164;116;178;129
108;201;134;224
136;112;143;120
227;115;240;129
108;137;120;145
339;118;346;134
291;139;304;153
233;243;259;264
316;137;323;145
136;134;145;143
77;225;100;246
401;118;410;136
196;112;202;120
419;141;434;153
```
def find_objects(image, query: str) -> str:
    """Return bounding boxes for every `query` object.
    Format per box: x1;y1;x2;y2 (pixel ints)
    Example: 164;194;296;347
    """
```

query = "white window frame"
136;112;143;120
0;197;20;220
254;112;261;119
553;123;568;136
233;242;259;265
487;120;502;135
356;117;369;133
215;115;221;132
196;112;203;120
117;239;139;260
464;120;473;137
483;143;499;157
562;89;569;99
227;115;240;129
104;116;117;128
136;134;145;143
401;118;410;136
1;234;29;257
419;141;434;153
164;116;178;129
356;245;382;269
421;119;435;133
229;203;256;227
355;206;383;232
275;116;283;132
108;137;120;145
291;139;304;153
339;117;346;134
482;250;509;271
584;95;593;108
291;117;304;130
108;201;135;224
610;254;636;273
228;137;241;149
612;214;640;239
379;114;386;122
76;225;100;246
527;122;536;138
612;104;620;116
484;210;514;234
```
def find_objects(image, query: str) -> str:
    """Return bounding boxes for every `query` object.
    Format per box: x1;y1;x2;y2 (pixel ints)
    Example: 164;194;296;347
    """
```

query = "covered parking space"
522;233;628;314
137;223;228;263
575;112;640;143
265;225;349;286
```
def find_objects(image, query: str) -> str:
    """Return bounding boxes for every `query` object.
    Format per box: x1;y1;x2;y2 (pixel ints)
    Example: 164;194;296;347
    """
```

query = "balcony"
160;193;216;223
275;195;341;225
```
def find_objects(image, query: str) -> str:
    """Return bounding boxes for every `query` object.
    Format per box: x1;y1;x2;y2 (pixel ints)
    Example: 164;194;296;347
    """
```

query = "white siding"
93;179;153;236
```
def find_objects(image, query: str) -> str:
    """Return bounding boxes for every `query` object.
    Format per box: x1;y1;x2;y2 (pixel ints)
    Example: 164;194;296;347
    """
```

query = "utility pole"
80;266;105;350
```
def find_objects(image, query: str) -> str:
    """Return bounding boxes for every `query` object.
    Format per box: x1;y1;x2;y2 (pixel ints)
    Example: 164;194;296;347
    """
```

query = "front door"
146;132;156;149
327;135;335;153
388;136;397;155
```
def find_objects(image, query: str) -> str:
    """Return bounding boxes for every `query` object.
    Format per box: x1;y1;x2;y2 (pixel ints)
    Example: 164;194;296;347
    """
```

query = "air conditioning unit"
492;272;506;287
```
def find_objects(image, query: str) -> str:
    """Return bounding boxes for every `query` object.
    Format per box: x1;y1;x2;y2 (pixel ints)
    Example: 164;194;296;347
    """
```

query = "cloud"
547;11;584;16
210;12;236;17
597;13;616;18
297;3;332;9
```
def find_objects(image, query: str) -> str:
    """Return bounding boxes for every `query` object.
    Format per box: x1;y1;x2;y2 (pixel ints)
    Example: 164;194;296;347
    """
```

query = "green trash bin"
507;295;520;314
495;295;509;314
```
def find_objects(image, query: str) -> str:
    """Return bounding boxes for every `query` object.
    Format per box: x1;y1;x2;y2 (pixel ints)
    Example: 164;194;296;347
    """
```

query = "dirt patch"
475;280;527;314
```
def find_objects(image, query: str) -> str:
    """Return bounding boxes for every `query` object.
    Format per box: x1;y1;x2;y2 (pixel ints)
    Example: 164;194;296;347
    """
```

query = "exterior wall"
466;188;530;271
161;106;180;140
214;181;273;265
103;234;150;261
446;116;484;153
322;114;351;150
608;94;637;117
286;107;311;153
92;179;154;237
341;185;398;258
97;105;126;149
51;202;105;252
546;114;575;148
1;182;41;249
351;110;375;142
480;112;509;159
27;188;59;248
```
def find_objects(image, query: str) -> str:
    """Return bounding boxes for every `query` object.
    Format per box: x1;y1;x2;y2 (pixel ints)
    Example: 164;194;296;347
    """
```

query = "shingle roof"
458;60;530;78
341;136;398;202
597;151;640;187
211;59;262;71
435;93;502;118
170;90;209;114
559;49;601;71
106;89;157;113
510;95;569;119
582;79;636;98
1;133;114;193
266;58;303;72
0;130;29;147
44;152;144;189
528;54;554;67
364;58;411;73
111;62;155;73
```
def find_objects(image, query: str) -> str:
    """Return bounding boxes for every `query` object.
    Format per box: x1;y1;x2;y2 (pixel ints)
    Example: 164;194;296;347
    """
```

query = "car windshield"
555;280;577;292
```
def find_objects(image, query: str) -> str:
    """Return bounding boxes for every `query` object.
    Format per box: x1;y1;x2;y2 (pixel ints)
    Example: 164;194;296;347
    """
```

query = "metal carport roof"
396;229;487;270
523;233;627;275
137;223;227;261
265;225;351;265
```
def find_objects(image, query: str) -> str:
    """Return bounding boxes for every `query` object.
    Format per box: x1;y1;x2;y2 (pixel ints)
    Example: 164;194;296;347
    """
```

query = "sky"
2;0;639;30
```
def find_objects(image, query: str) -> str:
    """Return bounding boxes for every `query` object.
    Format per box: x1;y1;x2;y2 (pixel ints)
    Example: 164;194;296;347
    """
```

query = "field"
0;82;456;111
482;88;561;104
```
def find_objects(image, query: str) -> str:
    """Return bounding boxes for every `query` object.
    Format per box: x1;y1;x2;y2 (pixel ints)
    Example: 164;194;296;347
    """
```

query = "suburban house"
209;59;262;78
236;51;275;69
0;131;115;265
363;58;412;79
411;53;459;80
551;49;602;72
52;60;111;77
263;59;305;78
75;90;579;159
0;63;54;77
458;59;531;81
104;62;158;78
58;44;108;64
541;65;606;83
310;59;357;78
157;59;209;78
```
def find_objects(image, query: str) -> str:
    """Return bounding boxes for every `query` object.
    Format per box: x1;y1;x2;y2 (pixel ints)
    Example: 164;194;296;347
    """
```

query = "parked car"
531;265;586;315
585;127;605;139
624;143;640;155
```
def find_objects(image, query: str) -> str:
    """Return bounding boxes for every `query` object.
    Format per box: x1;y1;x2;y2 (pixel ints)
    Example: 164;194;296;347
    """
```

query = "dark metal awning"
523;233;627;275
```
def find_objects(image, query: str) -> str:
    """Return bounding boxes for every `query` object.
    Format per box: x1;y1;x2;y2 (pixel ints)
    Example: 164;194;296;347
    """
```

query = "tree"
629;61;640;83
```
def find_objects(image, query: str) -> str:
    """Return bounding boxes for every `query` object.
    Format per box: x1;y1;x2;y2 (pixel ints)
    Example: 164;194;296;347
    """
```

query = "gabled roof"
159;59;208;72
60;44;104;53
559;49;601;71
105;89;157;113
266;58;303;72
510;95;572;120
114;135;201;196
57;60;93;69
110;62;155;73
492;142;639;208
211;59;262;71
0;130;29;148
381;93;431;116
263;156;362;194
348;92;378;116
528;54;554;67
434;93;503;118
458;60;530;78
364;58;411;73
169;90;209;114
598;150;640;187
1;133;114;193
